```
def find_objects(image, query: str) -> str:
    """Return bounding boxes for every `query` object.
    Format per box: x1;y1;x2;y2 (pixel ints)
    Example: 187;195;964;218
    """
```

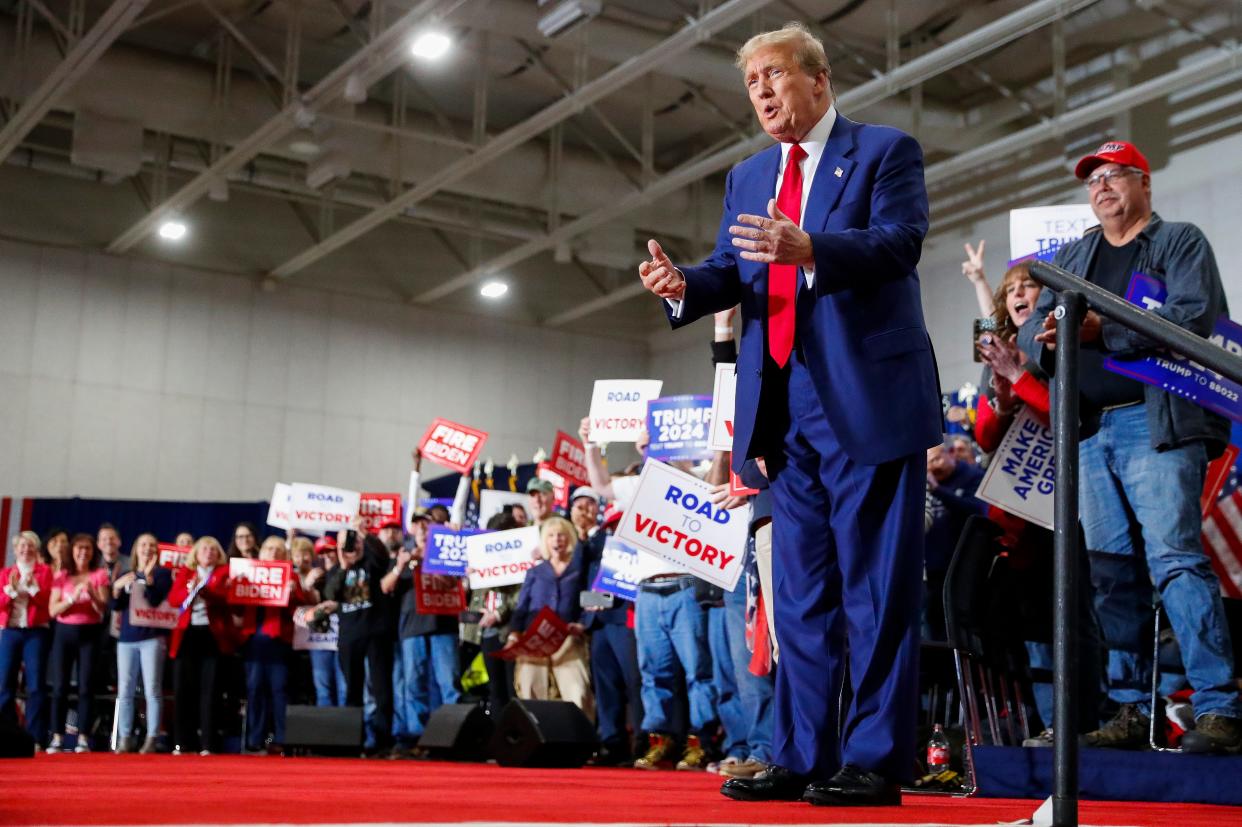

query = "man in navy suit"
638;23;941;806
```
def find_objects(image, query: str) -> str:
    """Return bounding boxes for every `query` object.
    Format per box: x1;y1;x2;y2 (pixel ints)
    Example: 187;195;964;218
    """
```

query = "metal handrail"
1027;259;1242;827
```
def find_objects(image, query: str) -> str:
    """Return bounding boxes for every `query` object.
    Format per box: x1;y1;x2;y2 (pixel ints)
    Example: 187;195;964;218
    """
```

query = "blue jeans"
117;637;166;739
589;621;642;751
1080;404;1240;719
242;634;291;749
309;649;346;706
708;604;746;758
0;626;50;744
400;633;461;739
634;582;716;735
392;639;406;739
724;576;774;762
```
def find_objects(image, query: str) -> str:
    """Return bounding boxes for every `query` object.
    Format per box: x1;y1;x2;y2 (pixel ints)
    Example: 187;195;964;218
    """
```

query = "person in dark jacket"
111;533;174;753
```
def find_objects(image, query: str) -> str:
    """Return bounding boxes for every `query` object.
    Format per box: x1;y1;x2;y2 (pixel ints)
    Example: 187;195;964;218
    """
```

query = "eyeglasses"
1084;167;1142;189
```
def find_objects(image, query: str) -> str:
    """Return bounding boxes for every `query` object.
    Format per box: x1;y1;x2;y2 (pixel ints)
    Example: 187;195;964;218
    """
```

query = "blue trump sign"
423;526;486;577
645;395;714;462
1104;273;1242;424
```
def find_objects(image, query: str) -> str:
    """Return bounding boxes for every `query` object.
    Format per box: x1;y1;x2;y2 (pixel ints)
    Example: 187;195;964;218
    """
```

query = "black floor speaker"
0;716;35;757
489;699;597;768
417;702;494;761
284;705;363;755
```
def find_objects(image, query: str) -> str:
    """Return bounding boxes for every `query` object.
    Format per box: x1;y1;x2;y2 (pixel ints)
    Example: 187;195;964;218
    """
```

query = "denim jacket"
1017;212;1231;457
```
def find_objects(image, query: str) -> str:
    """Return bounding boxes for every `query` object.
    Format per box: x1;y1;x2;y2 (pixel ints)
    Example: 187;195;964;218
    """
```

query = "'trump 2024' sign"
613;460;746;591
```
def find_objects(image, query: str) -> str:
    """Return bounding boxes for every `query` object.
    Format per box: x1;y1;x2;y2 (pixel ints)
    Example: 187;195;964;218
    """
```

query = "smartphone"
341;530;359;554
458;610;483;623
580;590;615;610
973;317;999;362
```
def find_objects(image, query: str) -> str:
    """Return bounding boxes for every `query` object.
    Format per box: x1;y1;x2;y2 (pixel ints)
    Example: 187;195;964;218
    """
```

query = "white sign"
293;609;339;651
976;407;1055;530
613;459;747;591
288;483;361;533
464;525;542;589
1008;204;1097;262
267;482;292;531
479;490;529;526
588;379;664;443
128;581;178;630
708;362;737;451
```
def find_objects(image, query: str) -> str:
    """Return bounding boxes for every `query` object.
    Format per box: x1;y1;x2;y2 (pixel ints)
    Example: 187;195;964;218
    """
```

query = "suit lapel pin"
834;166;844;178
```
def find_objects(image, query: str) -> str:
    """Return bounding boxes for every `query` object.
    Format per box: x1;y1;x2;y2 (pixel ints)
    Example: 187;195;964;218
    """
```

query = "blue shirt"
510;554;583;633
112;566;174;643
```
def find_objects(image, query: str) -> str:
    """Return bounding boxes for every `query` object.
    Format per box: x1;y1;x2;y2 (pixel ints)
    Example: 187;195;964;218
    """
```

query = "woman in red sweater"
168;536;235;755
238;536;311;754
0;531;53;748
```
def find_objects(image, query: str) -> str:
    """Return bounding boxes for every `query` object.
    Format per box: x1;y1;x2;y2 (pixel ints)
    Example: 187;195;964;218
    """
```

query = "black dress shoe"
803;763;902;807
720;764;809;801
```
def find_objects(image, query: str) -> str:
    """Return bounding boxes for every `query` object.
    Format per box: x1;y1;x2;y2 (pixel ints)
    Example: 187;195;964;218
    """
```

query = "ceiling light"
410;31;451;60
157;219;187;241
537;0;601;39
480;280;508;299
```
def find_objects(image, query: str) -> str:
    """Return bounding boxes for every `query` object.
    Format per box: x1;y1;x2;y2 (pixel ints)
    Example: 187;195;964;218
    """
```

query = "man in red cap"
1018;140;1240;754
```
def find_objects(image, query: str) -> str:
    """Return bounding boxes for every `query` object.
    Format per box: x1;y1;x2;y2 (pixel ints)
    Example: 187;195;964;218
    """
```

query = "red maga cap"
313;535;337;552
1074;140;1150;180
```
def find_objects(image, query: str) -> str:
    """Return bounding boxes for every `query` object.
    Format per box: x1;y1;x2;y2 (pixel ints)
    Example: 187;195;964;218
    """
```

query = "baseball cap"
570;485;600;504
1074;140;1150;180
378;518;403;530
526;478;554;494
313;535;337;553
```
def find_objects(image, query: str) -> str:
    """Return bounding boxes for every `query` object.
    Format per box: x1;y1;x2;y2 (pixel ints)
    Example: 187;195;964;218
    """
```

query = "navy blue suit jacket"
666;115;942;467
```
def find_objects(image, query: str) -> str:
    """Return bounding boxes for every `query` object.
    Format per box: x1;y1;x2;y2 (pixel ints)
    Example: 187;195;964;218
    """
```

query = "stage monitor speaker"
284;705;363;756
417;702;494;761
0;716;35;757
489;699;597;768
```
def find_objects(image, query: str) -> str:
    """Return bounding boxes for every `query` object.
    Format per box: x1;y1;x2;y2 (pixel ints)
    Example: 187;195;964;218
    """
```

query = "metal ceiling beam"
105;0;446;254
266;0;777;280
420;0;1104;314
0;0;152;165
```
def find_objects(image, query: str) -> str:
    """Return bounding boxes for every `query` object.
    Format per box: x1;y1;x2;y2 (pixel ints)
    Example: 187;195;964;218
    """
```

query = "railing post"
1052;289;1085;827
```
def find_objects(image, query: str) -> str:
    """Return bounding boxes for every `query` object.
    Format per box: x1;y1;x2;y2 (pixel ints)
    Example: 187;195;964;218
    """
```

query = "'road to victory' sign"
464;526;541;589
288;483;361;533
613;459;747;591
587;379;663;443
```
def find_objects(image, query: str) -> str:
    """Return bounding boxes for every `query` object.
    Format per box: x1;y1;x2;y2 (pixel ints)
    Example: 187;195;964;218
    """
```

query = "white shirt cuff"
3;584;17;600
665;298;684;318
802;265;815;288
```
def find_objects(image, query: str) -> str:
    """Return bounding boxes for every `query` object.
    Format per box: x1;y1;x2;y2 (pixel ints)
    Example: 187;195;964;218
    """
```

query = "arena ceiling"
1;0;1240;341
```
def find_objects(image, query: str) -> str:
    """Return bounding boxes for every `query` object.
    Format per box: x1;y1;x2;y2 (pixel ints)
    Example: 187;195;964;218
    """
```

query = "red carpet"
1;754;1237;826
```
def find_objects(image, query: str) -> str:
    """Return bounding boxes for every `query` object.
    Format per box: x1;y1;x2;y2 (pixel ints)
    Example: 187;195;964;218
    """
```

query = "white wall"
0;238;648;500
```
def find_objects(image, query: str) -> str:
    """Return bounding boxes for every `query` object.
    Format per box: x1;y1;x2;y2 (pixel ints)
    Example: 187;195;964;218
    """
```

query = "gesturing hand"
638;239;686;300
729;199;813;266
962;240;986;284
978;334;1025;383
1034;309;1102;350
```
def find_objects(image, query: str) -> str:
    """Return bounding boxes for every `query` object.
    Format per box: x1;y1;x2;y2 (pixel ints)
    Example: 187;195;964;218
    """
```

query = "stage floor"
1;754;1237;827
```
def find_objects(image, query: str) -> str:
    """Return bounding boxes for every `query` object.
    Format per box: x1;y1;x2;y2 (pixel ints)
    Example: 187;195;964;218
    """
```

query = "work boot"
1080;703;1149;750
676;734;708;771
138;737;159;754
1181;714;1242;755
633;733;675;770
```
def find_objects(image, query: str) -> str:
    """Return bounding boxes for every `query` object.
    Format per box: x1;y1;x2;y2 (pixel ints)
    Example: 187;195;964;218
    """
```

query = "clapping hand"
977;333;1025;383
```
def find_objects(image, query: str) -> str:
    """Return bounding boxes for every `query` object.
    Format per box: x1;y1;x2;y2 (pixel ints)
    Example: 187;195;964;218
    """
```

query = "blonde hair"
259;536;289;561
12;530;41;557
129;533;159;570
290;537;314;558
736;22;830;81
188;536;227;569
539;516;577;561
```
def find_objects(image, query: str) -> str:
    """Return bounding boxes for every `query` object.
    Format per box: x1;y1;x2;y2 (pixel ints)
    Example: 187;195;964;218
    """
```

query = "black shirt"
322;535;393;643
394;561;459;639
1079;237;1146;435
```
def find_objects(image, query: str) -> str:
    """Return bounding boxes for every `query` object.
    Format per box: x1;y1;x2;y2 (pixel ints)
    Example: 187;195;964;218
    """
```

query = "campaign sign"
1202;445;1240;517
587;379;664;443
550;430;589;488
537;461;570;508
288;483;361;533
479;489;528;526
646;395;714;462
267;482;292;530
128;581;178;630
293;610;338;651
590;537;678;602
418;417;488;474
414;572;467;616
157;543;189;569
423;526;486;577
227;558;293;607
492;606;569;661
1009;204;1097;262
359;492;402;534
1103;273;1242;424
976;407;1055;530
729;468;760;497
464;525;541;589
708;362;737;451
613;460;747;591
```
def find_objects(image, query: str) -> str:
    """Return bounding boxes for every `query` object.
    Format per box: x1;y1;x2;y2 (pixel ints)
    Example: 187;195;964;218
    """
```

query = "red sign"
550;431;589;488
729;468;760;497
492;606;569;660
158;543;189;569
414;572;467;615
226;559;293;607
359;492;403;534
1202;444;1239;517
418;418;488;475
537;462;570;508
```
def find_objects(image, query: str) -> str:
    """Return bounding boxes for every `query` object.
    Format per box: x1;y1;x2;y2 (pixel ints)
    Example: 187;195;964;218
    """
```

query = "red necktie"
767;143;807;367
